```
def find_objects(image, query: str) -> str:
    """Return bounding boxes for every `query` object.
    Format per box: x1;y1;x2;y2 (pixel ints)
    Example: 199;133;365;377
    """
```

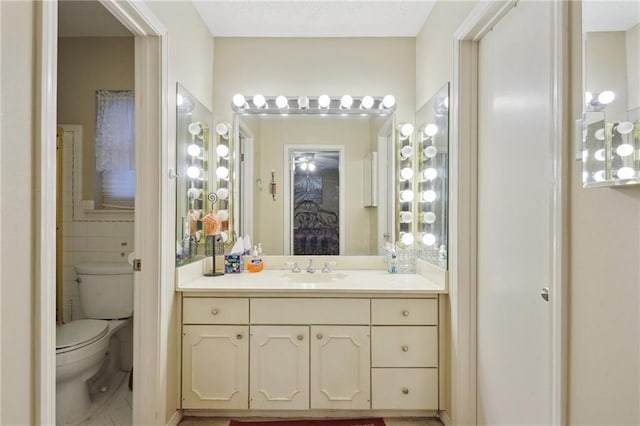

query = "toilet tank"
75;262;133;320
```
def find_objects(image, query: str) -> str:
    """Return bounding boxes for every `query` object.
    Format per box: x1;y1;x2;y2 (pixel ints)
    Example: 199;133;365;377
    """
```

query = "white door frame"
37;1;168;424
450;1;568;424
376;116;395;254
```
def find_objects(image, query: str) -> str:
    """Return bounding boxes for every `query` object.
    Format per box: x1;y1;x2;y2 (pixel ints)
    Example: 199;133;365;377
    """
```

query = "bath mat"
229;419;385;426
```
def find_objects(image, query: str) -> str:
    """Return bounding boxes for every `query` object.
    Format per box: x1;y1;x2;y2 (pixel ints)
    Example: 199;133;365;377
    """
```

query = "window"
95;90;135;210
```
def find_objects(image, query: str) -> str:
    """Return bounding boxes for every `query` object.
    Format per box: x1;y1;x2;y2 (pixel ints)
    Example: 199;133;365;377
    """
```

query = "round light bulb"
215;123;229;136
423;145;438;158
276;95;289;109
421;212;436;224
340;95;353;109
423;168;437;181
400;145;413;159
232;94;246;108
593;170;606;182
298;96;309;109
424;123;438;137
616;144;634;157
216;144;229;158
400;232;414;246
617;167;635;179
421;190;437;203
217;210;229;221
188;122;202;136
186;166;200;179
399;211;413;223
400;167;414;181
177;93;184;107
253;94;266;108
422;233;436;246
216;187;229;200
361;96;374;109
318;94;331;109
400;123;414;138
399;190;414;202
594;128;605;141
382;94;396;109
597;90;615;105
216;166;229;180
594;148;606;161
617;121;634;135
585;91;593;105
187;144;201;157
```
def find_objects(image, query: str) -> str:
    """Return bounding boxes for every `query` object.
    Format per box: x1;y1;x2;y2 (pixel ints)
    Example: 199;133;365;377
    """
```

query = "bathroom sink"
280;272;348;283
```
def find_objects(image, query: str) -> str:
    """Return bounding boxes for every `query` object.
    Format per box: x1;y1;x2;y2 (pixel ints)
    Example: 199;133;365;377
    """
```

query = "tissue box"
224;254;242;273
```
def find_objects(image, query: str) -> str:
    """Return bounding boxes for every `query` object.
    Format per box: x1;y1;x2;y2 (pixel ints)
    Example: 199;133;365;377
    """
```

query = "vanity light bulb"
340;95;354;109
593;170;606;182
232;94;246;108
276;96;289;109
382;95;396;109
253;94;267;108
597;90;615;105
399;190;414;202
216;166;229;180
215;123;229;136
421;190;437;203
400;123;414;138
177;93;184;107
216;144;229;158
423;145;438;158
186;166;200;179
617;121;634;135
421;212;436;224
422;233;436;246
582;171;589;183
318;94;331;109
594;128;605;141
617;167;635;180
423;168;437;181
298;96;310;109
400;167;414;181
424;124;438;137
187;144;201;157
400;232;414;246
584;91;593;105
616;144;634;157
361;96;374;109
594;148;606;161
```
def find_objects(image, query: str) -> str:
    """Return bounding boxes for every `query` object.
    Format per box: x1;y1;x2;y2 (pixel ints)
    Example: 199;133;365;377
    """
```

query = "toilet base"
56;378;91;425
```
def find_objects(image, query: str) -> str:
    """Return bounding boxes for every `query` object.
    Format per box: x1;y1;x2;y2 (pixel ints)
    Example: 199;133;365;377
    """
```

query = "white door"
476;1;554;424
250;326;310;410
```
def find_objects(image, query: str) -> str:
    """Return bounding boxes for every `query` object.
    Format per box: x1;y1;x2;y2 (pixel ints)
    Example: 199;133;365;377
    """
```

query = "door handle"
541;287;550;302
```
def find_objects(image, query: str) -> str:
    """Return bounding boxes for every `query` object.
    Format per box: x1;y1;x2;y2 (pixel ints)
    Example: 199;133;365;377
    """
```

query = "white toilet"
56;262;133;425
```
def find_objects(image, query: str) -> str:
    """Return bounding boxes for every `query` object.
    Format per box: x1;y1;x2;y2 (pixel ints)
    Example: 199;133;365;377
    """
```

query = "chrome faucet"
322;261;337;273
285;261;301;273
306;258;316;273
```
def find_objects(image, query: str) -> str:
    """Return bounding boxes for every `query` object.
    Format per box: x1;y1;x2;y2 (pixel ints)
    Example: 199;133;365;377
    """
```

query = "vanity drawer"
371;298;437;325
251;298;369;324
372;368;437;410
371;326;437;367
183;297;249;324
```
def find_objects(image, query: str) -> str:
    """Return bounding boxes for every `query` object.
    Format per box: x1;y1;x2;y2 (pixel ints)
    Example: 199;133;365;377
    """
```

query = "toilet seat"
57;319;109;354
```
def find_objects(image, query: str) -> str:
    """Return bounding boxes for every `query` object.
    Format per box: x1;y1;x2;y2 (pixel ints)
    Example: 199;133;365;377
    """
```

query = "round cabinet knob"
211;308;219;316
402;345;409;352
236;334;243;340
316;333;323;340
297;335;304;341
402;310;410;317
402;387;409;395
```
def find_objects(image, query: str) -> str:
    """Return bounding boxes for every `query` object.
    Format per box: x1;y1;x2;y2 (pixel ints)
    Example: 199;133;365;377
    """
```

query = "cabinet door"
250;326;309;410
310;326;370;409
182;325;248;409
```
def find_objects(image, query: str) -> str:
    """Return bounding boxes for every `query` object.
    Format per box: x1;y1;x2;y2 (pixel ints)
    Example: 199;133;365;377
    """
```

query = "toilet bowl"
56;262;133;425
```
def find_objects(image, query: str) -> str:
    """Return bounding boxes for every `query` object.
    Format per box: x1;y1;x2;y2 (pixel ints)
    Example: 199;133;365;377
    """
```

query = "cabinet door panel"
250;326;309;410
182;325;248;409
310;326;370;409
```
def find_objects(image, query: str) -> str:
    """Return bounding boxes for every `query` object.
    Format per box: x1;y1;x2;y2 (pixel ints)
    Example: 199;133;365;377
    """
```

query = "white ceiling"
192;0;437;37
583;1;640;32
58;0;131;37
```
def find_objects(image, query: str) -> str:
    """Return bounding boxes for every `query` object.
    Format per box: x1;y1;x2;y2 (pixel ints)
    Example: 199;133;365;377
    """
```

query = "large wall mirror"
582;2;640;187
228;96;396;256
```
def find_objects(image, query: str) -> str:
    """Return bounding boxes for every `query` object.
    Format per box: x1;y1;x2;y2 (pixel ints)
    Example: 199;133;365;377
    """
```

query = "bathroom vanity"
177;263;447;417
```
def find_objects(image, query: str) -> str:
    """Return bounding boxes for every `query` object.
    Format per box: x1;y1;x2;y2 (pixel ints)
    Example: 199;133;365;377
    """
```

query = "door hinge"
133;259;142;271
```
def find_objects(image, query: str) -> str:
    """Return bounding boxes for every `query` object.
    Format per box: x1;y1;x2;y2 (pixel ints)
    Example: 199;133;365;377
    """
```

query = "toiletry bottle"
248;244;264;273
388;248;398;274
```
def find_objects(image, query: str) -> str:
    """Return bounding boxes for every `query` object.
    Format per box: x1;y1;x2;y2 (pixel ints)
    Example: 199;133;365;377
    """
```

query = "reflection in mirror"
582;2;640;187
415;83;449;270
230;102;395;256
176;84;213;266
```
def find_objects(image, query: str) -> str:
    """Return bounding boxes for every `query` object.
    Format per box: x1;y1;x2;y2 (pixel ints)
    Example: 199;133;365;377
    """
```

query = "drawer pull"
402;387;409;395
236;334;243;340
316;333;323;340
402;345;409;352
402;310;410;317
211;308;219;316
297;335;304;341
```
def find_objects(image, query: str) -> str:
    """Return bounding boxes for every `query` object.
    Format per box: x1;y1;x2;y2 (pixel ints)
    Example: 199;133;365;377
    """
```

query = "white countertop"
177;268;446;294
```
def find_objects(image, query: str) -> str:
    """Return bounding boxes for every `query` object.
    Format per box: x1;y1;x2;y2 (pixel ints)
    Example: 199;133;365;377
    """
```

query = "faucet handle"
285;261;301;273
322;261;337;273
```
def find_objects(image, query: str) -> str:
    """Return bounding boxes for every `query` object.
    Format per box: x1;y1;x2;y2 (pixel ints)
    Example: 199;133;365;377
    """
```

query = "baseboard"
184;409;438;418
438;410;451;426
167;409;183;426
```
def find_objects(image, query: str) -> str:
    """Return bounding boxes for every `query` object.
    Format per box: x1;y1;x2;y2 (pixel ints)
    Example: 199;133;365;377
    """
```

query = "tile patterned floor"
77;373;132;426
179;418;443;426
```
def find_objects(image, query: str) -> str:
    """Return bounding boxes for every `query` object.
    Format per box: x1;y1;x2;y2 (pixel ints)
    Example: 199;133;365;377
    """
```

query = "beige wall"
144;1;214;422
1;1;36;424
626;24;639;112
569;3;640;425
57;37;134;200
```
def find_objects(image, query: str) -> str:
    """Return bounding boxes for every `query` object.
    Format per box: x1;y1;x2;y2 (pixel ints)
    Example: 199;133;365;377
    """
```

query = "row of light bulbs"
232;94;396;112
